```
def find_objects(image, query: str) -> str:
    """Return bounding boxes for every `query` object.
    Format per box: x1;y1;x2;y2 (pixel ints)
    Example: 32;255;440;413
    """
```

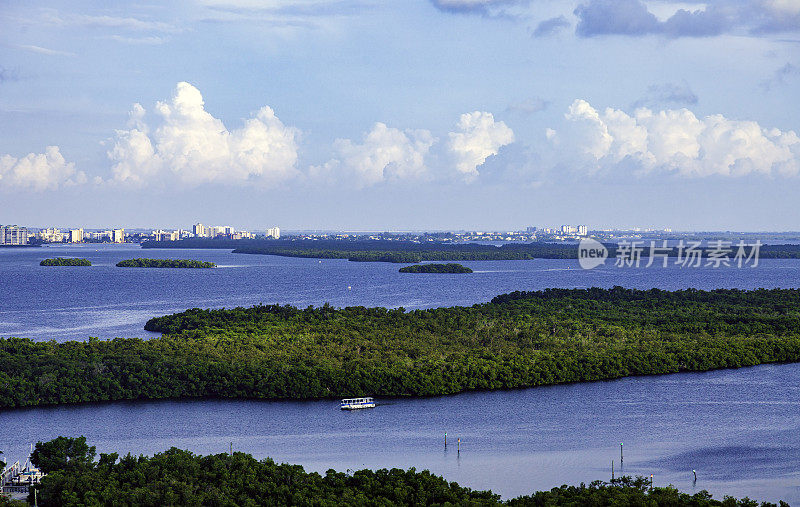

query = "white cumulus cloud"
330;123;436;187
448;111;515;181
109;82;300;186
0;146;84;191
549;99;800;177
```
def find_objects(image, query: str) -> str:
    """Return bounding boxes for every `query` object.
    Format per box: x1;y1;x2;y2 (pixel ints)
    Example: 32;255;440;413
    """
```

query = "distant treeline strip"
2;287;800;409
399;263;473;273
25;436;781;506
141;238;796;263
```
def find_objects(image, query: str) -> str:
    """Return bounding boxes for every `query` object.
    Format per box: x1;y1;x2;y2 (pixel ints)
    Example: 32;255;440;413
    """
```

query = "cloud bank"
533;15;571;36
574;0;800;38
0;146;84;191
319;111;513;186
429;0;532;18
430;0;520;14
549;99;800;177
332;123;436;187
109;82;300;187
448;111;515;181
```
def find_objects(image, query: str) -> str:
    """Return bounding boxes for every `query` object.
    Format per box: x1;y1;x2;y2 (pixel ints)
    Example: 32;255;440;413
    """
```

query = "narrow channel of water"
2;363;798;503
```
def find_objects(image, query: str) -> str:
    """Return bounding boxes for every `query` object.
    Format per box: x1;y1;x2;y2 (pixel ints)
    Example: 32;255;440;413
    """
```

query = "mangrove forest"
21;436;783;506
39;258;91;267
138;238;797;263
115;258;216;268
399;263;473;273
2;287;800;409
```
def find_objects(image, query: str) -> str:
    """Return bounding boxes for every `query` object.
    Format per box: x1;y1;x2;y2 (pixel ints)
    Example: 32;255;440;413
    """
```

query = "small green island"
116;258;216;268
39;258;92;267
399;263;473;273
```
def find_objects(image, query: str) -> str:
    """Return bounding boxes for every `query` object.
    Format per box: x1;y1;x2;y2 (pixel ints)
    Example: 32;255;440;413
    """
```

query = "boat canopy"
341;397;373;403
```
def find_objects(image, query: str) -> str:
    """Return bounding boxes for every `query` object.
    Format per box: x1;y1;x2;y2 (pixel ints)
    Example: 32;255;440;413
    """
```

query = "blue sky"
1;0;799;230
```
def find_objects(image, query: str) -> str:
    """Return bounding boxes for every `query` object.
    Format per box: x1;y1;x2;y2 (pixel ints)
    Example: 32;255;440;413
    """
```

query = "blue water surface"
1;244;799;503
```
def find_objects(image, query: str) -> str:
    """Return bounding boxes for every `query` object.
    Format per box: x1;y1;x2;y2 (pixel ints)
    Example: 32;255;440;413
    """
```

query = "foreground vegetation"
2;288;800;409
115;258;215;268
39;258;91;267
23;437;783;506
399;263;473;273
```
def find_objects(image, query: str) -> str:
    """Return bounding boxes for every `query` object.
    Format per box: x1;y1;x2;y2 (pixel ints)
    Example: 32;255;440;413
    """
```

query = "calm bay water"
1;244;800;502
3;243;800;342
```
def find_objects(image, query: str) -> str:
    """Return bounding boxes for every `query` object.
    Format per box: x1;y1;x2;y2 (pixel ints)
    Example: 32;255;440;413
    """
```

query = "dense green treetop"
39;258;91;267
26;437;784;507
115;258;215;268
2;288;800;409
399;263;473;273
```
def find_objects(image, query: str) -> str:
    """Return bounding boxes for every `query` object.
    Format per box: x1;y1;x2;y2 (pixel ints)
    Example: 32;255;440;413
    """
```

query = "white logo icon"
578;238;608;270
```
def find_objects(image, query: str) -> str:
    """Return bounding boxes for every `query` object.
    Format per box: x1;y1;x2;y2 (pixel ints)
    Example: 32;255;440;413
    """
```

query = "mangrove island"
39;258;92;267
115;258;216;268
2;287;800;409
399;263;473;273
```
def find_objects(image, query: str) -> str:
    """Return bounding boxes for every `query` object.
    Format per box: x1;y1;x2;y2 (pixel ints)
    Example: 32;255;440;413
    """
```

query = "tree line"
2;288;800;409
20;436;784;506
140;238;800;263
398;263;473;273
39;258;91;267
115;258;216;268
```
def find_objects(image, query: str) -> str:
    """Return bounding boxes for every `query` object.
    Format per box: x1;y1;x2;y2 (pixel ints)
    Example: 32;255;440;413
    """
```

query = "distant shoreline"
139;238;799;263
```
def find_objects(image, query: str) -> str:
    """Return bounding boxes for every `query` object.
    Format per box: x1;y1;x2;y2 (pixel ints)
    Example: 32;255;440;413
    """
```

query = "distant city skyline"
11;220;800;235
1;0;799;230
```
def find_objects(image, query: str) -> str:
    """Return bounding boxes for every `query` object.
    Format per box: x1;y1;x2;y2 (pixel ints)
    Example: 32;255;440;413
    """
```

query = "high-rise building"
193;223;206;237
559;225;588;236
208;226;228;237
0;225;28;245
112;229;125;243
69;228;84;243
37;228;64;242
265;226;280;239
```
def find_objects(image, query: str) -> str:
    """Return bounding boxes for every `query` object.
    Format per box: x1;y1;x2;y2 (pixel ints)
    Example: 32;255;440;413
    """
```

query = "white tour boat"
340;397;375;410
